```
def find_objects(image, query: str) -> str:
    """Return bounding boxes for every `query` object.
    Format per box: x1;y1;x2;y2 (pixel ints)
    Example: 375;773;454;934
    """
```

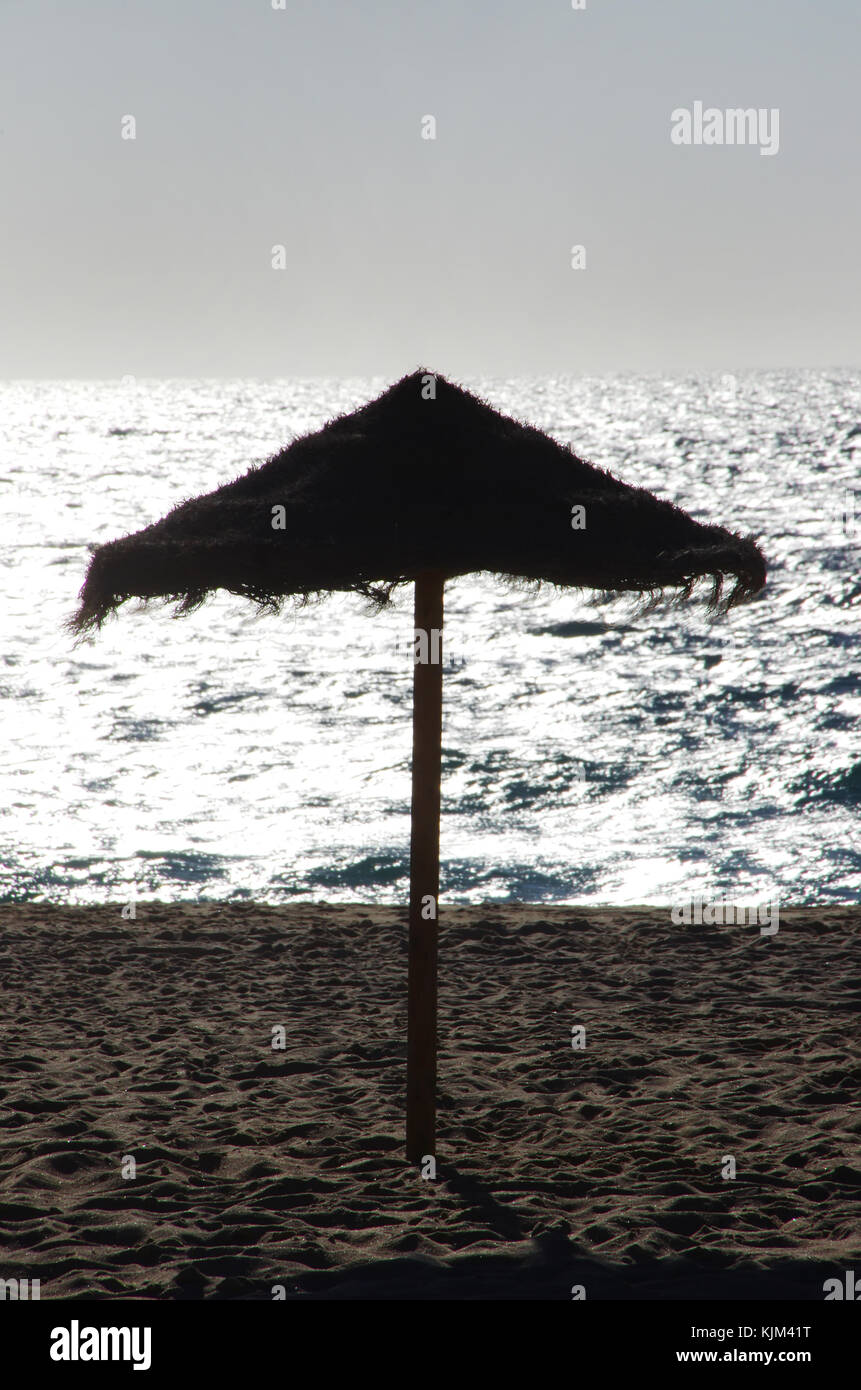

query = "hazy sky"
2;0;859;377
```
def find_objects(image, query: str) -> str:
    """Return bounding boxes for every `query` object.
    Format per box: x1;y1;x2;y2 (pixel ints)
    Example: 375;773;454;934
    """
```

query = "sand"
0;902;858;1300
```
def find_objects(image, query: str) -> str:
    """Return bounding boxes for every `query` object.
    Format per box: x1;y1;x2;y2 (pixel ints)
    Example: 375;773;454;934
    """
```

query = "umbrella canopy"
69;369;767;1164
69;370;765;635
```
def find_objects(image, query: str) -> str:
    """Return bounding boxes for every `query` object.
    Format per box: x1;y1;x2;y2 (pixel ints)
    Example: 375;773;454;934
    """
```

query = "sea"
1;371;858;908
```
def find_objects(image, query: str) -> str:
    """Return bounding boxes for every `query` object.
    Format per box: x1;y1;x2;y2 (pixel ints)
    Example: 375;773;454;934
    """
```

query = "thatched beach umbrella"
69;369;766;1163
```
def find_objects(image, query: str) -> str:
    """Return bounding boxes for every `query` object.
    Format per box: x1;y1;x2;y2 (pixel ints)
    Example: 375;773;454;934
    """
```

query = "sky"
1;0;859;378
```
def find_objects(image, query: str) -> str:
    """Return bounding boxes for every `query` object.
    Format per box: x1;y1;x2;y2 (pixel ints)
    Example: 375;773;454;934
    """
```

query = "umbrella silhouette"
69;369;766;1162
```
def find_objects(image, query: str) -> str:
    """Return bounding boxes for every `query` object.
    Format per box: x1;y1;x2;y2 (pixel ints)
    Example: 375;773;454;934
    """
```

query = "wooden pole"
406;570;444;1163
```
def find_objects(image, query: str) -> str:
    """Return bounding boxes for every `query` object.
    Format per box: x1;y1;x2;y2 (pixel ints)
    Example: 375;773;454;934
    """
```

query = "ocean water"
0;371;858;908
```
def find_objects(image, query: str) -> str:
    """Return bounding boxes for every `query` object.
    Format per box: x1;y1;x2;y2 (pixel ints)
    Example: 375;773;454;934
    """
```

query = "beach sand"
0;902;858;1300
